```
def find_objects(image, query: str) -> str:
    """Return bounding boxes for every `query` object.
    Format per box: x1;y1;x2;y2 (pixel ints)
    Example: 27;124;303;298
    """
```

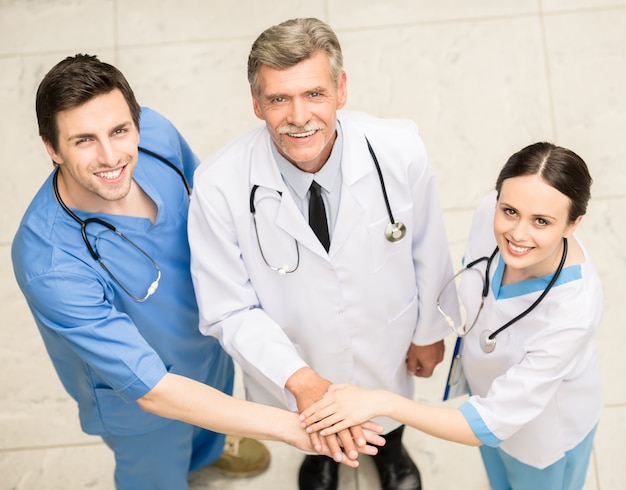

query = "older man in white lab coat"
188;18;458;490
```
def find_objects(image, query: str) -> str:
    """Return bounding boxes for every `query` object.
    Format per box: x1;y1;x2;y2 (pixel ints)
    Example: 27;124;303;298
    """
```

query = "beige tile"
0;51;113;243
0;444;114;490
576;197;626;406
542;0;626;11
0;56;51;243
117;42;259;160
544;8;626;198
329;0;539;28
0;0;115;56
116;1;327;46
593;405;626;489
0;247;95;449
339;16;554;211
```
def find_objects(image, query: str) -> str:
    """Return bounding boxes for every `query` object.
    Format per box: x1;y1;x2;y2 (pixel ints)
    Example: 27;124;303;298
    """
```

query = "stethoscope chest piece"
479;330;496;353
385;221;406;242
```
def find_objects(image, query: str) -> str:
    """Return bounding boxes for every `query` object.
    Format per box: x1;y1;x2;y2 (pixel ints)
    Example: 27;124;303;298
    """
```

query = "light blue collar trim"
491;256;582;300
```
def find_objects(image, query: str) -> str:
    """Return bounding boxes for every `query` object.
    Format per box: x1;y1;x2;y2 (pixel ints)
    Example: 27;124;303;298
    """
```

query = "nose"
97;139;118;166
509;220;529;242
287;98;310;128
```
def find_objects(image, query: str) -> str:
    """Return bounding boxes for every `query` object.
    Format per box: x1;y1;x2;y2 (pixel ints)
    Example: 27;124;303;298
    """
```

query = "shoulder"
137;107;184;152
465;192;498;259
339;110;420;141
194;125;266;181
138;107;176;133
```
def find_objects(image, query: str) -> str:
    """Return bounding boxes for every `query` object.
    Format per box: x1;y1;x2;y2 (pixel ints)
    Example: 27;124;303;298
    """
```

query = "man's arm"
137;372;381;467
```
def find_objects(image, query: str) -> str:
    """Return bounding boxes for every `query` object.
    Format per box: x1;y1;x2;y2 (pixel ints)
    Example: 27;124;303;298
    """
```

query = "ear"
336;70;348;110
251;86;264;121
564;215;583;237
43;138;63;165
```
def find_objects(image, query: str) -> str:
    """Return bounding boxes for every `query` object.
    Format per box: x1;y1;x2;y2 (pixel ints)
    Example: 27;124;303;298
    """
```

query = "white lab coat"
188;111;457;431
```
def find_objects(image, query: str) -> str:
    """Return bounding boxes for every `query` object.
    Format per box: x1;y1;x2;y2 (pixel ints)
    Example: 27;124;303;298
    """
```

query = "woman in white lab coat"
300;142;603;490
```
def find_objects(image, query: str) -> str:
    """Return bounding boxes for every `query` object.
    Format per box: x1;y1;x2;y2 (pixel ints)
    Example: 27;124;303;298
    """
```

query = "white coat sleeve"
188;165;307;409
407;133;459;345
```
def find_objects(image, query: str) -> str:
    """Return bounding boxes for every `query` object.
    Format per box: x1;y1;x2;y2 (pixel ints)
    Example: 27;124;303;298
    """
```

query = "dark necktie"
308;180;330;251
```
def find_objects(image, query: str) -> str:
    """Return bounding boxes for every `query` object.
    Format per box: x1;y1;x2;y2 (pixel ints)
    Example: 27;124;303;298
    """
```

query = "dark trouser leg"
373;425;422;490
298;455;339;490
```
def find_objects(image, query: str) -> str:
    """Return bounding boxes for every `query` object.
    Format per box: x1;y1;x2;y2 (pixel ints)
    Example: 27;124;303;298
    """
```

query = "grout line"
0;441;105;453
537;3;559;143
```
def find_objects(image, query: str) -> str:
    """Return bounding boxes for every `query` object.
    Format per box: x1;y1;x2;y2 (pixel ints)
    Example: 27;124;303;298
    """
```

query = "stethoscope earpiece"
385;221;406;242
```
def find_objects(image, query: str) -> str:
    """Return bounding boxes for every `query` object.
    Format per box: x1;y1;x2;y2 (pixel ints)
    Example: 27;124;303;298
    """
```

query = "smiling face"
44;89;140;212
251;51;347;173
494;174;582;282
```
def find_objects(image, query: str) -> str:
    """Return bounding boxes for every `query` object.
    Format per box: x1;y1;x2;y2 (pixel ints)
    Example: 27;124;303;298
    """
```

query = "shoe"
209;435;270;478
373;426;422;490
298;454;339;490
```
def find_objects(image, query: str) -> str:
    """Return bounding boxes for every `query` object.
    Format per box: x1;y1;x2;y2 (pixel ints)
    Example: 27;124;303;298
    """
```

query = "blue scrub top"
12;107;232;436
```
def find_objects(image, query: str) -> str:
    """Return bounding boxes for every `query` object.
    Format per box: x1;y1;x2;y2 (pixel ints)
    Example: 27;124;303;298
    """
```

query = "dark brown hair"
35;54;140;152
496;142;593;222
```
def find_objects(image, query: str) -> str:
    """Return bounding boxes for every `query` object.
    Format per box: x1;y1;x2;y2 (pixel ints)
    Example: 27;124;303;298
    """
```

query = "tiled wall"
1;1;625;488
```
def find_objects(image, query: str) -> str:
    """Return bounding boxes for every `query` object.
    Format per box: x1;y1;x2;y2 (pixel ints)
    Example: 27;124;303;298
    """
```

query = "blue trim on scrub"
478;425;597;490
459;401;502;447
491;258;582;300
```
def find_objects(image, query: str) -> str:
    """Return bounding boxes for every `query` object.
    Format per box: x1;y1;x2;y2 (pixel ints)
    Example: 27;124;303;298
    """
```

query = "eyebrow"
500;202;557;221
67;122;131;142
264;86;327;100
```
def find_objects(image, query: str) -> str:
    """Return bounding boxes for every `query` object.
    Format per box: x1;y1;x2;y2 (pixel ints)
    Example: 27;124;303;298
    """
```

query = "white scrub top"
458;193;603;469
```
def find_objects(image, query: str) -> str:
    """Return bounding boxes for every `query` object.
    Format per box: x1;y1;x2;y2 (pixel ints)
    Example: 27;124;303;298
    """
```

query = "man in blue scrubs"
11;54;271;489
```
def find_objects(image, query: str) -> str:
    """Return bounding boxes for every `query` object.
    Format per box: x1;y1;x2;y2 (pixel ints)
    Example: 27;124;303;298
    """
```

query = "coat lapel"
249;133;329;258
248;117;376;258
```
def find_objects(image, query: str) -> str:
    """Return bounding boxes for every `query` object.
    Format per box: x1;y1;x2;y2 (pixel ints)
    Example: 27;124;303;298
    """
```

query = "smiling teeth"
96;168;123;179
289;130;316;138
509;243;531;253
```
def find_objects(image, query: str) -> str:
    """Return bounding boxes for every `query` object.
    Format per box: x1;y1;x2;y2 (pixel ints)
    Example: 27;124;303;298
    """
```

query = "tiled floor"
1;1;625;489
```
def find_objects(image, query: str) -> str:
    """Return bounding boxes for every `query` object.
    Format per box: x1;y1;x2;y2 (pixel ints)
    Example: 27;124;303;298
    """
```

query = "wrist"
285;366;318;397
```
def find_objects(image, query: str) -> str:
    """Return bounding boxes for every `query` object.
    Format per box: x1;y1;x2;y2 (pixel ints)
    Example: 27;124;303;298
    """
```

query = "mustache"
277;123;324;135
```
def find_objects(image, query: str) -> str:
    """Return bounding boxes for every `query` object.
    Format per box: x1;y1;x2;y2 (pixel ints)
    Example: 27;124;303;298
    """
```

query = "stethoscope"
52;147;190;302
437;237;568;353
249;136;407;274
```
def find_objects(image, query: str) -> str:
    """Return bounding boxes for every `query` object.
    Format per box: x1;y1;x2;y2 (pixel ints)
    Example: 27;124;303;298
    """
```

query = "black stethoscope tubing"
53;146;190;260
248;135;406;261
365;137;396;231
470;237;568;351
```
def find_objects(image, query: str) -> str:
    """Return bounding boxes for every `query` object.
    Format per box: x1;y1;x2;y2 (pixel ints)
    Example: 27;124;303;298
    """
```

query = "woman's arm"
138;373;385;467
300;384;481;446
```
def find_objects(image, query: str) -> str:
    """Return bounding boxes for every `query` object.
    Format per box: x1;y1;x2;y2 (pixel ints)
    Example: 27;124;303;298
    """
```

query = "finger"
338;429;358;460
325;434;344;463
301;406;334;428
357;443;380;456
415;364;434;378
406;356;418;376
363;429;386;448
300;397;334;420
306;413;346;434
337;453;360;468
361;420;384;434
349;425;367;447
308;430;323;452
